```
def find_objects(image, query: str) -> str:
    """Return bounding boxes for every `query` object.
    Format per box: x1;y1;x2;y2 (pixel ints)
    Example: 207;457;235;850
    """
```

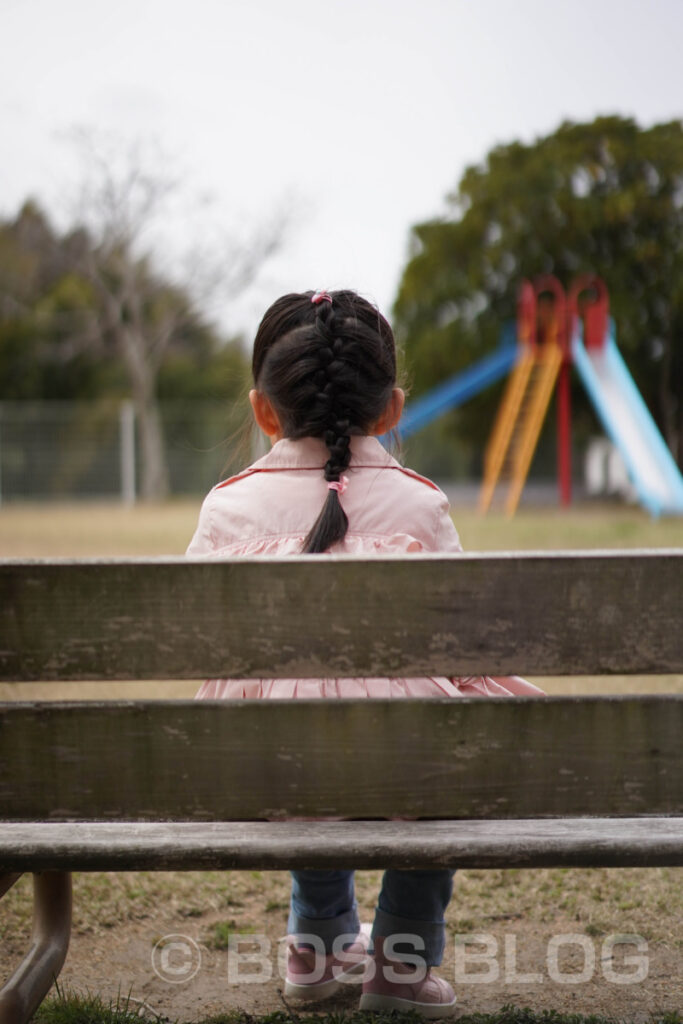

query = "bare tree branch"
58;128;290;499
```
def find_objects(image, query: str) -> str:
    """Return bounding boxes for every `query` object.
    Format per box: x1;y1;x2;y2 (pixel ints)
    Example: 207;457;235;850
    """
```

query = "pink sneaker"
284;927;371;1001
359;937;457;1019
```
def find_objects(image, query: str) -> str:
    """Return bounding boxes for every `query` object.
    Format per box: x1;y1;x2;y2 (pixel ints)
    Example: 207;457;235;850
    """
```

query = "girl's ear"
249;389;283;441
370;388;405;435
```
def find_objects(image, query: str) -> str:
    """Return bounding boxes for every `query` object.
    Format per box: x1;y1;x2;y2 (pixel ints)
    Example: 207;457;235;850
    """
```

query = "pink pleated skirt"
195;675;546;699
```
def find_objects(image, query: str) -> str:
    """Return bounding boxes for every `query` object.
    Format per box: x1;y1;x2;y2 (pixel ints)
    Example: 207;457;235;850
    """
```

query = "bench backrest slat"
1;551;682;679
1;698;681;820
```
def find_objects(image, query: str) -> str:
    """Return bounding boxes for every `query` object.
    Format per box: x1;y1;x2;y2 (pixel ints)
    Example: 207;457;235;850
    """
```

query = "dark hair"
252;289;397;553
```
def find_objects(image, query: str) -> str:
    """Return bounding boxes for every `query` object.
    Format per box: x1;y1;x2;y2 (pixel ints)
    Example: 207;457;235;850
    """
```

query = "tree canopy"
0;202;250;498
394;115;683;466
0;131;291;497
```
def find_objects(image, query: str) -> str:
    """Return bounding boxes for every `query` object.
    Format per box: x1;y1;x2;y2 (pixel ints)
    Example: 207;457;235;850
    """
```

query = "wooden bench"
1;550;682;1023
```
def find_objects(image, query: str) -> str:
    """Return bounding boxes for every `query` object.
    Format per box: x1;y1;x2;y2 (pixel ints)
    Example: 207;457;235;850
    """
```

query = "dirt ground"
2;868;681;1023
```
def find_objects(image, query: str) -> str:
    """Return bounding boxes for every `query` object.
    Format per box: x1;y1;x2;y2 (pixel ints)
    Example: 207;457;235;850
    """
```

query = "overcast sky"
3;0;683;339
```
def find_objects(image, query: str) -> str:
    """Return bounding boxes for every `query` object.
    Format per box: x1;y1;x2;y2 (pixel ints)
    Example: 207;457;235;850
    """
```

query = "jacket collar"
250;435;398;471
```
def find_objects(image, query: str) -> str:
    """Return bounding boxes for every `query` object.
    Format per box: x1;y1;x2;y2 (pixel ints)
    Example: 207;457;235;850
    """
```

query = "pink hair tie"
328;475;348;495
311;289;333;305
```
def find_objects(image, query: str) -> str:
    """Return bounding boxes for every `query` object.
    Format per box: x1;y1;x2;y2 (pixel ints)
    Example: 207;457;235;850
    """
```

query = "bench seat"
1;818;683;871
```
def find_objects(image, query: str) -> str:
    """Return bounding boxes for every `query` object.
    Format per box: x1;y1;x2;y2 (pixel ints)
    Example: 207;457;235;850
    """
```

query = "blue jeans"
288;869;455;966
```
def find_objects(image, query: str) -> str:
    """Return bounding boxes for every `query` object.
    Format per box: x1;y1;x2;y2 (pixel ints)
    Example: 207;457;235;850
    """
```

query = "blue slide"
573;325;683;516
398;323;518;439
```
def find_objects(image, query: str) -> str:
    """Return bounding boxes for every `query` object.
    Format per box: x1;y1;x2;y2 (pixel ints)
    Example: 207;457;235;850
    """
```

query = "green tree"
0;131;288;499
0;200;253;495
0;203;119;401
394;115;683;466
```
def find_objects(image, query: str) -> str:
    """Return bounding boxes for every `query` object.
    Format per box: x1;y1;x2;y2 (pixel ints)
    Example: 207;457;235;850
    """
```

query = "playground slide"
398;323;518;439
572;329;683;516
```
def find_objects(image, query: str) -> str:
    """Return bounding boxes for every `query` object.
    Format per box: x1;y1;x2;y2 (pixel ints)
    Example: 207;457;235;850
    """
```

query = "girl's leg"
372;868;455;966
288;869;359;950
360;869;457;1017
286;870;369;1001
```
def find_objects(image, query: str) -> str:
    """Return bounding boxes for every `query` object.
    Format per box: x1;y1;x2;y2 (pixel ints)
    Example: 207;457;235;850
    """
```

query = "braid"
252;289;398;554
300;303;352;552
313;306;353;483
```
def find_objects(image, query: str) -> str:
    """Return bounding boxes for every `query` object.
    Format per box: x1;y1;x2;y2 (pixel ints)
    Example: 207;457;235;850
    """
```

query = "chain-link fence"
0;399;253;502
0;399;580;503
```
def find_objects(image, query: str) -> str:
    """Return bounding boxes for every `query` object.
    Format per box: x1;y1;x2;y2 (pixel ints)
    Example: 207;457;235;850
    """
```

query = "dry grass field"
2;497;683;558
1;498;682;1022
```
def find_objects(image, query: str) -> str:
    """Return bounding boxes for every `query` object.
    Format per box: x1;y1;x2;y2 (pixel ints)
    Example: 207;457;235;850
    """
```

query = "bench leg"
0;871;72;1024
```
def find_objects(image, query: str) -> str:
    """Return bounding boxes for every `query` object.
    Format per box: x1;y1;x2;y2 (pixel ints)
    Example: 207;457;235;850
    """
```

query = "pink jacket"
188;435;544;699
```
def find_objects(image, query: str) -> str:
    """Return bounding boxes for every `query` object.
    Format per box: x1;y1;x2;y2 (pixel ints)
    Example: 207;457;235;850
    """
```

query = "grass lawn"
31;994;683;1024
1;498;683;557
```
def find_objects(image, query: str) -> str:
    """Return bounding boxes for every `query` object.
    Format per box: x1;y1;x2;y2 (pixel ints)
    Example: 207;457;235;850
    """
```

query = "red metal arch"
568;275;609;350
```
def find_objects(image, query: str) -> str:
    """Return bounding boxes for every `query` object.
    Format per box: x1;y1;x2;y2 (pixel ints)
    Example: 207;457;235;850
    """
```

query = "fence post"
120;401;136;505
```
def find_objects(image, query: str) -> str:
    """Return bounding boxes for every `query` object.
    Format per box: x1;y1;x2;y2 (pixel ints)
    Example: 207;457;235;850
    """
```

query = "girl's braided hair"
252;289;398;553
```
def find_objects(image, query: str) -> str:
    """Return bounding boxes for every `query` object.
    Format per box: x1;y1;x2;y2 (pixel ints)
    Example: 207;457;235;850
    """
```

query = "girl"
188;289;543;1017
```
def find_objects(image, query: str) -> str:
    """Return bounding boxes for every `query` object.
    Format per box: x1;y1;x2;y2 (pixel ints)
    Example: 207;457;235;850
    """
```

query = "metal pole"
557;362;572;506
120;401;136;505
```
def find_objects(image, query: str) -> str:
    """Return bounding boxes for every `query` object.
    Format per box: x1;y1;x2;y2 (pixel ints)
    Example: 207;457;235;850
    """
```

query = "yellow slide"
479;345;563;516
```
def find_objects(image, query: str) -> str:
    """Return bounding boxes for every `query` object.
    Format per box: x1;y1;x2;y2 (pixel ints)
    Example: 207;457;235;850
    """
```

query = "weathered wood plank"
0;819;681;870
1;698;681;819
1;551;682;680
